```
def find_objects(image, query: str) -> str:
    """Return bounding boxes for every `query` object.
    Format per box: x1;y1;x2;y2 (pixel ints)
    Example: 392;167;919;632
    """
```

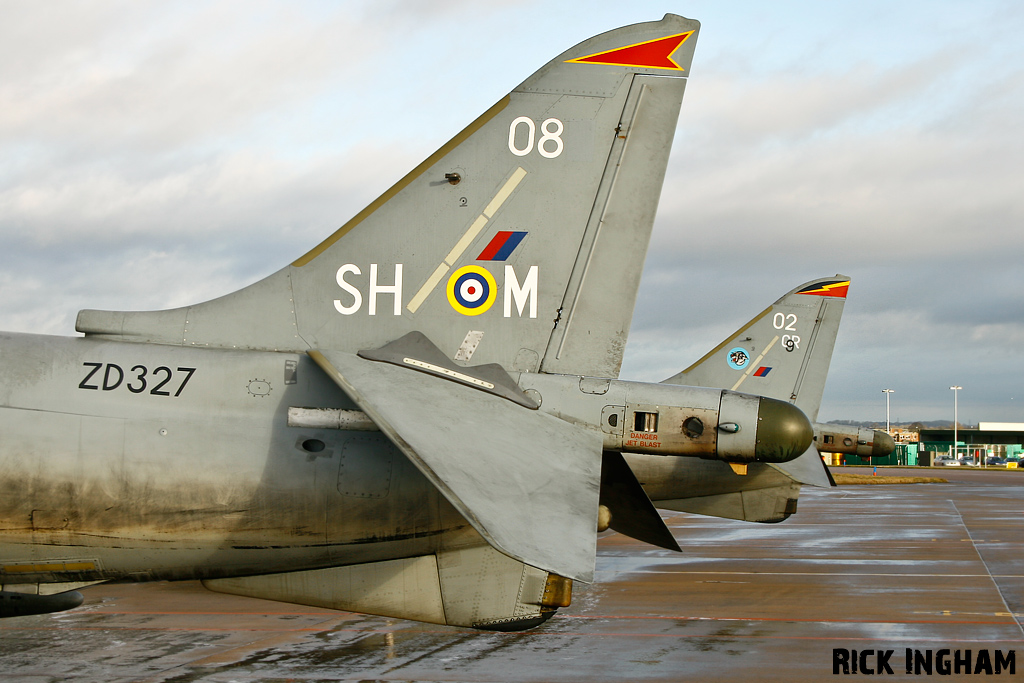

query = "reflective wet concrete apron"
2;468;1021;682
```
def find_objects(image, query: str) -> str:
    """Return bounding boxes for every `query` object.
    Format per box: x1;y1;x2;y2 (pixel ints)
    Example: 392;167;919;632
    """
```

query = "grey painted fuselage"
0;332;458;585
0;331;800;587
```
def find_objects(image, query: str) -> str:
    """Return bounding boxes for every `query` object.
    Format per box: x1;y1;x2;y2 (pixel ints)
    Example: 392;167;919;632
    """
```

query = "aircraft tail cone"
753;399;814;463
872;431;896;458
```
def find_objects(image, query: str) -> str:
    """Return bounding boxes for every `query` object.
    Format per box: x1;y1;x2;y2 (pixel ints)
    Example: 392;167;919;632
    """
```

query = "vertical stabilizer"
663;276;850;488
663;276;850;421
77;15;700;379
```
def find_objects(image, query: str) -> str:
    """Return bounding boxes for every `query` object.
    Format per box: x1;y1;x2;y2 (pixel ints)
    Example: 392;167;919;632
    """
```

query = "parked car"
959;457;979;466
934;456;960;466
985;457;1007;466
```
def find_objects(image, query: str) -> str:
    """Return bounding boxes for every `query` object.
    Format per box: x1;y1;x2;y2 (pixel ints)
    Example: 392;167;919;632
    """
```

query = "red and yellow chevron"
797;280;850;298
566;31;695;71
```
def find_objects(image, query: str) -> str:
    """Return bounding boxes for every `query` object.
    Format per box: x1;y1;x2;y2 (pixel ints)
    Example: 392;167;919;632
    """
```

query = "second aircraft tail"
663;276;852;488
663;276;850;422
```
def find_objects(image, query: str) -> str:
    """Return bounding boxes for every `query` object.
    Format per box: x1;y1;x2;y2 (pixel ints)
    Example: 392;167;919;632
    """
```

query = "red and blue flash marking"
477;231;527;261
754;366;772;377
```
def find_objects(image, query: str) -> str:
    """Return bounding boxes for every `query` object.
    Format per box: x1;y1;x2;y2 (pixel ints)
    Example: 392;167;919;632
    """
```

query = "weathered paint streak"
0;333;465;586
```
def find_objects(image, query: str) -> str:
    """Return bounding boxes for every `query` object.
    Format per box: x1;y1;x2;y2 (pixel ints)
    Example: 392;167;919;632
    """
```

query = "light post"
882;389;895;434
950;386;962;460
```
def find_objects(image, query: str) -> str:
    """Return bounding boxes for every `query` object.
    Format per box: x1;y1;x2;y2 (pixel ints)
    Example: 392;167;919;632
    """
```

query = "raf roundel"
447;266;497;316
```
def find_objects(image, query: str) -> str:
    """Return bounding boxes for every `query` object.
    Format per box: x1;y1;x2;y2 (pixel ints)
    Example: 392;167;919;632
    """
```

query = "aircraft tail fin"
663;276;850;421
77;15;700;379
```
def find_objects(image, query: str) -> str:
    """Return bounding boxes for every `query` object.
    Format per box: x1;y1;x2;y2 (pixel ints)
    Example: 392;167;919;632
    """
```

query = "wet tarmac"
1;467;1021;682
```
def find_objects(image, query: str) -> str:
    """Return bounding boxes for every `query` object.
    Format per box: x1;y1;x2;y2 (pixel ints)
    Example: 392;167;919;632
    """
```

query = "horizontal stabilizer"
658;482;802;523
600;451;680;551
310;339;603;582
205;541;568;630
357;331;538;408
769;445;832;488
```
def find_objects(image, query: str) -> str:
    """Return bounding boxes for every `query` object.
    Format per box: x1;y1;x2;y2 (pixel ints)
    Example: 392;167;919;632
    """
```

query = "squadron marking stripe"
444;215;489;266
477;231;527;261
566;31;695;71
407;167;527;313
406;263;450;313
484;166;527;218
731;336;780;391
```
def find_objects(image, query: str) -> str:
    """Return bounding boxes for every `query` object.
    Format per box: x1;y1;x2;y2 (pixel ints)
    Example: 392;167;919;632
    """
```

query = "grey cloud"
0;4;392;166
2;2;1023;425
621;19;1024;422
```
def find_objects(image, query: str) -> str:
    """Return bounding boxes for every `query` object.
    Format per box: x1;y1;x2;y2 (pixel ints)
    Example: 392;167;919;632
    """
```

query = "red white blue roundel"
447;266;497;316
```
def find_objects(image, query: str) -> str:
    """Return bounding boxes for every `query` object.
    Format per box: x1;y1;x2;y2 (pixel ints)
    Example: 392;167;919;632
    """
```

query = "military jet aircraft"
662;276;896;476
1;14;818;629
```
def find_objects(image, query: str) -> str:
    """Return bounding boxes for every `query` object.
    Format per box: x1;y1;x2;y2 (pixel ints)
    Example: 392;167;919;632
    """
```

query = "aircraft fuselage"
0;332;462;587
0;330;811;590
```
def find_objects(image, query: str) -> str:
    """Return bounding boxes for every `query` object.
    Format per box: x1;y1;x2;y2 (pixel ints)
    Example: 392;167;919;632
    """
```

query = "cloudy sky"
2;1;1021;425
